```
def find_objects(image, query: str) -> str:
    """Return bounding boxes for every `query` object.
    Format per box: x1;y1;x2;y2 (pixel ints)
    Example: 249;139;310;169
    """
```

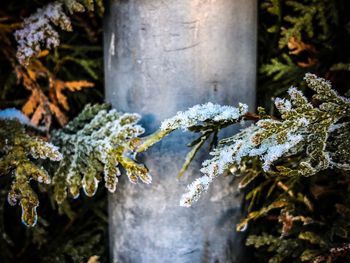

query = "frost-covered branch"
14;0;103;65
14;2;72;65
0;119;62;226
160;102;248;131
146;74;350;207
52;104;149;204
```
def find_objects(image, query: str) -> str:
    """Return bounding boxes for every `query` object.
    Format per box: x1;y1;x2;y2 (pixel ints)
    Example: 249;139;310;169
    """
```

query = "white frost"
14;2;72;64
160;102;248;131
180;176;213;207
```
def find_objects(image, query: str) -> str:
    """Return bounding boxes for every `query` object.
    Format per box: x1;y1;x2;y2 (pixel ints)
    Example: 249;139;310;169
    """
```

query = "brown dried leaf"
18;59;94;128
26;60;49;80
31;104;45;126
335;204;350;220
16;65;52;128
87;256;100;263
51;78;94;110
287;37;317;68
297;58;318;68
49;103;68;126
279;211;294;236
37;49;49;58
64;80;95;91
310;184;330;199
288;37;315;55
22;91;39;116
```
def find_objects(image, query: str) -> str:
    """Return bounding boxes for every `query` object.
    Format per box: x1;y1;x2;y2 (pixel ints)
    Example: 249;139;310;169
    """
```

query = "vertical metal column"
104;0;257;262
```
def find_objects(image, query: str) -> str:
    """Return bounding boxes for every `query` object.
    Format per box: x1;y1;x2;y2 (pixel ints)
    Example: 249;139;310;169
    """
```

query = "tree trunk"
104;0;257;262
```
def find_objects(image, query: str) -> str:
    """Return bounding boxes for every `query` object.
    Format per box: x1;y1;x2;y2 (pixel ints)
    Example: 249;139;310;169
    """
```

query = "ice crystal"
260;134;303;171
14;2;72;65
180;176;212;207
160;102;248;131
172;74;350;206
52;104;149;204
0;119;62;226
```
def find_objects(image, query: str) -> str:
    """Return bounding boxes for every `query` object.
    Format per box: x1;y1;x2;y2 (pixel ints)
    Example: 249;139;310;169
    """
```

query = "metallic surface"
104;0;257;262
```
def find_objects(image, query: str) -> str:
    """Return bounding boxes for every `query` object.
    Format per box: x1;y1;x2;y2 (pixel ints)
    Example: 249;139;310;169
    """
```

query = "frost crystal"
187;128;304;205
14;2;72;64
180;176;213;207
274;98;292;113
0;119;62;226
170;74;350;207
160;102;248;131
52;104;148;204
260;134;303;171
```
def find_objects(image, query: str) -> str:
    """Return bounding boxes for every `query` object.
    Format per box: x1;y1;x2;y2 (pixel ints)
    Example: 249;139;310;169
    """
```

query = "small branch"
135;129;171;153
243;111;261;121
277;181;294;198
135;111;262;154
177;134;208;179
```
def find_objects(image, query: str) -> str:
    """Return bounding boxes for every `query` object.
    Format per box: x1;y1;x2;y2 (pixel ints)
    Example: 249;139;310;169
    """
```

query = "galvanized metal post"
104;0;257;262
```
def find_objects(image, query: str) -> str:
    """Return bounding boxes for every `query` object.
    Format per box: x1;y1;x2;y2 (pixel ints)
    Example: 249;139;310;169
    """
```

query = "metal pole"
104;0;257;262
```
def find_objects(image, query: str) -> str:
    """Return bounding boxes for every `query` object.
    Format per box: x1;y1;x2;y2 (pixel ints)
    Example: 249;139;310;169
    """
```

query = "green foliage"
52;103;150;204
277;0;335;48
243;168;350;263
0;0;349;262
253;1;350;260
0;0;107;261
143;74;350;262
236;75;350;262
0;103;150;225
0;177;108;263
0;0;104;125
258;0;350;111
246;233;300;263
63;0;105;15
0;103;150;261
0;119;62;227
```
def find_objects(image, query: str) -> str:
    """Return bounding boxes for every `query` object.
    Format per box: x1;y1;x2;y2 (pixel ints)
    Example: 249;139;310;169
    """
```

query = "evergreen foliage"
140;74;350;262
0;0;349;262
0;104;149;262
0;119;62;226
14;0;104;65
0;102;149;224
52;103;149;204
258;0;350;112
0;0;104;128
0;1;106;260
